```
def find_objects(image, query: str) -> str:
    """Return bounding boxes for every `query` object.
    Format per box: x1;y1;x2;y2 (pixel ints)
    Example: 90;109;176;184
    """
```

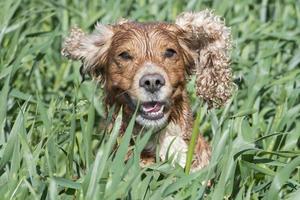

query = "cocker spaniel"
62;10;233;171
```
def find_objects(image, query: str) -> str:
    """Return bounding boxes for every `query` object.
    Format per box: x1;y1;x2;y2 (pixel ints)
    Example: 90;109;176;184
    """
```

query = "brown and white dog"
62;10;233;171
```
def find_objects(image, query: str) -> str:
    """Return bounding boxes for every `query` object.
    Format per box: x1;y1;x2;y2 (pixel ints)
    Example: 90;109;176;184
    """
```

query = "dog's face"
62;11;233;129
105;23;190;128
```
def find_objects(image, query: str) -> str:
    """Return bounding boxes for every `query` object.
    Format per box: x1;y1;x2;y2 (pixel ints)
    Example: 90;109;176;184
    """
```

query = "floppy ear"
61;23;114;80
175;10;233;107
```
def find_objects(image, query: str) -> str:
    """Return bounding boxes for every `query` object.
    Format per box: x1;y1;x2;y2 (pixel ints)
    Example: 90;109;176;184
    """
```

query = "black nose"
139;73;165;93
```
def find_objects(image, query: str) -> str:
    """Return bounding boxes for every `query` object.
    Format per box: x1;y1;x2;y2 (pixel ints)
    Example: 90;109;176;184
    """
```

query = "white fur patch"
159;122;188;168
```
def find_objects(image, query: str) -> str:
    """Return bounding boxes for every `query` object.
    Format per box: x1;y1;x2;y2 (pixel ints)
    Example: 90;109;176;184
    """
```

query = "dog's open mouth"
140;101;165;120
123;93;169;127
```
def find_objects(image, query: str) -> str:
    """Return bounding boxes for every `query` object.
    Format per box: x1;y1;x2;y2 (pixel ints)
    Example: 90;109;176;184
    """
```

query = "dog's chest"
159;122;189;167
143;122;189;167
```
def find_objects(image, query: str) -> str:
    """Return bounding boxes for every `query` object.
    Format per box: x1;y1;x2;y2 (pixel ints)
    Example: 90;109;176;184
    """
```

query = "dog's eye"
164;48;177;58
118;51;132;60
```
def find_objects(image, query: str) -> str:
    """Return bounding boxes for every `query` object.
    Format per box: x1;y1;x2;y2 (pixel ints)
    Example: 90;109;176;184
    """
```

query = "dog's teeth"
159;105;164;113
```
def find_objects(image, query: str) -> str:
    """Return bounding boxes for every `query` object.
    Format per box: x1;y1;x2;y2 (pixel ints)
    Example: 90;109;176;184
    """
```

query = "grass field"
1;0;300;199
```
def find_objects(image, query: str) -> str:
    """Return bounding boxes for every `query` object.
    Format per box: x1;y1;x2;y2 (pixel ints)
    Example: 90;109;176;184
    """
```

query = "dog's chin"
136;110;170;130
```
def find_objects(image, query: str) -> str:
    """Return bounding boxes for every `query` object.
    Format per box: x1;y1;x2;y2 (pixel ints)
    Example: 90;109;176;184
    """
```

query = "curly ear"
175;10;233;107
61;24;114;79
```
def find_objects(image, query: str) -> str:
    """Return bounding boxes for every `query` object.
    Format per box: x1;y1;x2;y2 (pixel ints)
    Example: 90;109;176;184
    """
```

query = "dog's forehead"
112;21;179;38
110;21;180;49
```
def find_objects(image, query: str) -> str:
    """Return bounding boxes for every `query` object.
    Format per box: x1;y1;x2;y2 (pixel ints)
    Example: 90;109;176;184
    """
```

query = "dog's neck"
170;90;193;140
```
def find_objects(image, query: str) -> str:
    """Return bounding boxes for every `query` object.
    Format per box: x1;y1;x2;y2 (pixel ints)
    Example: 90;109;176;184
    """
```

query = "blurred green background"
0;0;299;199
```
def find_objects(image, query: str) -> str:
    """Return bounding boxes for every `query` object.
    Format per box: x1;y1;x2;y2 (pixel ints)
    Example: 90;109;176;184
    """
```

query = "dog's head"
62;10;233;129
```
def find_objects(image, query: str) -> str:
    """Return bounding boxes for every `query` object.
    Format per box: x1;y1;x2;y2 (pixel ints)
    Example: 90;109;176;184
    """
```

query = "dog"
62;10;233;171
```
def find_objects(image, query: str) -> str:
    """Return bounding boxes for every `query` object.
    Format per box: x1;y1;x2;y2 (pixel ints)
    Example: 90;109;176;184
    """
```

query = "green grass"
1;0;300;199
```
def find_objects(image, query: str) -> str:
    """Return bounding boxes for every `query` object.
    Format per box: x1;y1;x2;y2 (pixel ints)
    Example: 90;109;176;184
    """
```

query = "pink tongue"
143;102;161;113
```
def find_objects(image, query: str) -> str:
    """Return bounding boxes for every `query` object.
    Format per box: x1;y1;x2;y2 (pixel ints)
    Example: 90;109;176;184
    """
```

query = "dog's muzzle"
127;64;172;128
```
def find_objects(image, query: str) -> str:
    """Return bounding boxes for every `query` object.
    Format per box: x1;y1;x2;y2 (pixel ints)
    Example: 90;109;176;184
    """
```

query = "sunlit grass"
0;0;299;199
